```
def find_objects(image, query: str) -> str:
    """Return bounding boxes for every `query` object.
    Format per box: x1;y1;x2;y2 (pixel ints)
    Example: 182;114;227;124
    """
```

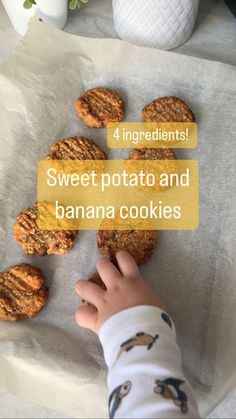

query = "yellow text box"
107;122;197;149
38;160;199;230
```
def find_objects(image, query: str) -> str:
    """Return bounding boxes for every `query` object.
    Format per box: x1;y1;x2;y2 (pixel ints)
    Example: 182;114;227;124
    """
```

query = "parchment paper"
0;16;235;418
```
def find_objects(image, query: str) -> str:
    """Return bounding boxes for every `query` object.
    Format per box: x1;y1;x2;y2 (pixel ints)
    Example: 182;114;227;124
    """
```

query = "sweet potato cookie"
142;96;195;122
97;229;157;265
128;147;177;161
75;87;125;128
14;206;78;256
127;148;178;192
48;136;107;160
0;264;48;321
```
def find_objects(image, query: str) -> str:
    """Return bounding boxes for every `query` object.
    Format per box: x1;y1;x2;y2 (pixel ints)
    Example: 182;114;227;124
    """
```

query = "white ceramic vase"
112;0;200;50
1;0;68;35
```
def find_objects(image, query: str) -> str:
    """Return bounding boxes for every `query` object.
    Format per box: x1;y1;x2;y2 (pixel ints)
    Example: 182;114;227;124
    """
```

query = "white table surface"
0;0;235;417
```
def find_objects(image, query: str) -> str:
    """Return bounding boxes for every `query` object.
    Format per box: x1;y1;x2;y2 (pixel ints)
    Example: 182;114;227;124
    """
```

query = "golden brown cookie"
97;228;157;265
48;136;107;160
14;205;78;256
127;148;178;192
75;87;125;128
0;264;48;321
142;96;195;123
128;147;177;161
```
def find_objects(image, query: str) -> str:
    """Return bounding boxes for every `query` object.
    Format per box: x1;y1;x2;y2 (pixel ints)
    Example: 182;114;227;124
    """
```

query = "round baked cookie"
128;147;177;161
75;87;125;128
0;264;48;321
49;136;107;160
127;148;178;192
142;96;195;122
14;206;78;256
97;229;157;265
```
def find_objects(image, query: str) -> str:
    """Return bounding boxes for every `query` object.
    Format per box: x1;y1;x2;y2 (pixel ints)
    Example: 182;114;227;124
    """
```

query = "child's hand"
75;251;165;333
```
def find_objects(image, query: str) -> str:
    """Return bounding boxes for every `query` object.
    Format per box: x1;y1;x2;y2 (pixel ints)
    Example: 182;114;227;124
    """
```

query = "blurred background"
0;0;235;66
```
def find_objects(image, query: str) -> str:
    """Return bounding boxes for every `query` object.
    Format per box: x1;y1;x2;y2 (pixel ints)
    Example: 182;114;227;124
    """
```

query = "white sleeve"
99;305;200;419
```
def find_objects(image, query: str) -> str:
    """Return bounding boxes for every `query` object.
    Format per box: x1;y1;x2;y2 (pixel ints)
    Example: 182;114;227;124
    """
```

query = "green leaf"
69;0;79;10
23;0;36;9
23;0;32;9
69;0;90;10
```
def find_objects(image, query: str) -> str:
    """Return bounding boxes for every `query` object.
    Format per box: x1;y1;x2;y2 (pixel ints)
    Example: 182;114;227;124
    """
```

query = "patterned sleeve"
99;305;200;419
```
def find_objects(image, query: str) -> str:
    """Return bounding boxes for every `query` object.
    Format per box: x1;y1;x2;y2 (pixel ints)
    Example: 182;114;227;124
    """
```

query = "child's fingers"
96;257;121;288
116;251;140;278
75;280;104;307
75;305;97;331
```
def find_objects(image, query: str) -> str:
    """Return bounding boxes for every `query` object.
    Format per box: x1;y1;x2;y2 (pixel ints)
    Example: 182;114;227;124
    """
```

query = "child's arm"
75;251;200;419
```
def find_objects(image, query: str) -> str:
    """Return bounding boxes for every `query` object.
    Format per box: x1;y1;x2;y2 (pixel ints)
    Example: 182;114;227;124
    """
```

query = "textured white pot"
37;0;68;31
1;0;68;35
112;0;200;50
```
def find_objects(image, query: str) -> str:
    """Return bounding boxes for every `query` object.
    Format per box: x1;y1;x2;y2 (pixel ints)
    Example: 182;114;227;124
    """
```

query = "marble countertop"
0;0;235;417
